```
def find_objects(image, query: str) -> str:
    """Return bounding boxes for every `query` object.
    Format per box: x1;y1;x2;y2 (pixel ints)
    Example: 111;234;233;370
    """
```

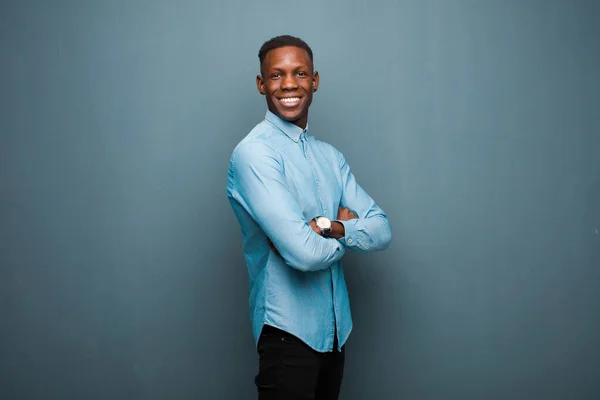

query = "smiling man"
227;35;392;400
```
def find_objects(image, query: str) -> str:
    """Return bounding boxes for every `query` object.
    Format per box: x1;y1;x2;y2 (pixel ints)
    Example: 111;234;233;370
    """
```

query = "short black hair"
258;35;314;73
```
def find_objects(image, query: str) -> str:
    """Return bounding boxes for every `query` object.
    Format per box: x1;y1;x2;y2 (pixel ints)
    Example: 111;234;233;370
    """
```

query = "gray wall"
1;1;599;399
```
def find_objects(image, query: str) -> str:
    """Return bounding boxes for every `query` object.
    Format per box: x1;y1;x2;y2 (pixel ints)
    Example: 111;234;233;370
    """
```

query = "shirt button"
294;138;298;142
324;210;328;215
347;238;353;244
306;152;309;157
316;181;320;186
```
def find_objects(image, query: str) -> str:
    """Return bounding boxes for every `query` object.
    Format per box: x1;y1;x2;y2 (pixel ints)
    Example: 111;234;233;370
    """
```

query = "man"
226;35;392;399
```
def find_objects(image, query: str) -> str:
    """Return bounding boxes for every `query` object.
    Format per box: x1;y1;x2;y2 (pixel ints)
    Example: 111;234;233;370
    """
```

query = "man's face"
257;46;319;130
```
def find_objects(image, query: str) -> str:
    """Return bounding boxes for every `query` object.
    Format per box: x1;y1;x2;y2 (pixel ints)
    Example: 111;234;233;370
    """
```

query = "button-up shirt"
227;110;392;352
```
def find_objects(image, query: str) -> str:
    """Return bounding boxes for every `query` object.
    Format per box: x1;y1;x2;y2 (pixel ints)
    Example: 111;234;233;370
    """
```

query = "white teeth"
280;97;300;103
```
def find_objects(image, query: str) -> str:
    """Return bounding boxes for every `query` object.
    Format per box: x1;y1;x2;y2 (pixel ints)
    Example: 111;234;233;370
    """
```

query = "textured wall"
1;1;599;398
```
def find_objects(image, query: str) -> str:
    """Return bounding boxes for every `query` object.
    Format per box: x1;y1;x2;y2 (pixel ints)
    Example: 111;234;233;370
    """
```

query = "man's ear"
256;75;266;95
312;71;320;92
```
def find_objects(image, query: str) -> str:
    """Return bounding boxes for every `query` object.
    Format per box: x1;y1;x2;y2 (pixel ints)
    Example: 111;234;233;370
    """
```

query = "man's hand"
328;207;358;239
337;206;358;221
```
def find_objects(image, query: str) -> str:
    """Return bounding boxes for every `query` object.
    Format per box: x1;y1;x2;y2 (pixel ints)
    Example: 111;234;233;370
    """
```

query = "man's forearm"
269;218;345;257
337;215;391;252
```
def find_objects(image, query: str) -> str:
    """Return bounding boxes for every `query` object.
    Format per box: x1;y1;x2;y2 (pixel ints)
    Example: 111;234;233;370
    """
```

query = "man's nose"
281;74;298;89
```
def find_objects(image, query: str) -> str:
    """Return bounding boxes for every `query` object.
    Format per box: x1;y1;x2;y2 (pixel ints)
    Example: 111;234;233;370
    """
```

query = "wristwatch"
312;216;332;238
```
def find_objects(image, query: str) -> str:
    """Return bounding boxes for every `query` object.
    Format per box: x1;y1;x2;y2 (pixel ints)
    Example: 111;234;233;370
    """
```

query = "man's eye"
272;73;281;79
297;72;307;77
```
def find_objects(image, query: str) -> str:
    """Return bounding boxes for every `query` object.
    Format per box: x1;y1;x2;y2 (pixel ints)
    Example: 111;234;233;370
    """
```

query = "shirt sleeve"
229;140;345;272
335;151;392;252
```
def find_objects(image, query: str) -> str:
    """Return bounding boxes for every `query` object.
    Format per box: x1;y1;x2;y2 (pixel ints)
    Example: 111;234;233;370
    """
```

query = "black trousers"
255;325;345;400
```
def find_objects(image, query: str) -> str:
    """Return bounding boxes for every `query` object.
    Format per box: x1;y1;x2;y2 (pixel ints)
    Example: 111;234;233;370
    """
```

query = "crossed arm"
229;141;391;272
268;206;359;254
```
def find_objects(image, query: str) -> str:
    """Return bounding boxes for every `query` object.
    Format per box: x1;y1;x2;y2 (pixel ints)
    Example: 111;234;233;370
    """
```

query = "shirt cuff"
336;219;359;247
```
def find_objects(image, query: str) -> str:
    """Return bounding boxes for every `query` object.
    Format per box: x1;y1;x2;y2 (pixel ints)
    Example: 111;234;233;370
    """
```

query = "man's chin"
267;104;307;126
277;109;304;123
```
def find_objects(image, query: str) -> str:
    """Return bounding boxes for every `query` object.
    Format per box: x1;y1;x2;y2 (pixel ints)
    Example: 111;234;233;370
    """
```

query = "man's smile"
277;96;303;107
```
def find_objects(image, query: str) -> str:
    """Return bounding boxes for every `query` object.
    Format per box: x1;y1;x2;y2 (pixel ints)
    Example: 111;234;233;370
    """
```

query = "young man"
227;35;392;400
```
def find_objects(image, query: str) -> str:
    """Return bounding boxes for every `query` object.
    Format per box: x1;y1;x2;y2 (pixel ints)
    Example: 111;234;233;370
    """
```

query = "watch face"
316;216;331;230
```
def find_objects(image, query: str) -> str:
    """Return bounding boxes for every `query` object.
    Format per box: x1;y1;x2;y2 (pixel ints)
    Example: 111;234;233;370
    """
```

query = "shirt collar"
265;110;308;142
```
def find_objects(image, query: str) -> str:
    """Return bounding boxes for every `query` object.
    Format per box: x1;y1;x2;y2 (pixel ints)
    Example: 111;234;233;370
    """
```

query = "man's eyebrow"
268;63;309;71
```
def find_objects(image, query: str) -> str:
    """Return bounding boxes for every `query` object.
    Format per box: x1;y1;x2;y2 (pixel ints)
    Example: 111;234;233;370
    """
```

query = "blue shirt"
227;110;392;352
